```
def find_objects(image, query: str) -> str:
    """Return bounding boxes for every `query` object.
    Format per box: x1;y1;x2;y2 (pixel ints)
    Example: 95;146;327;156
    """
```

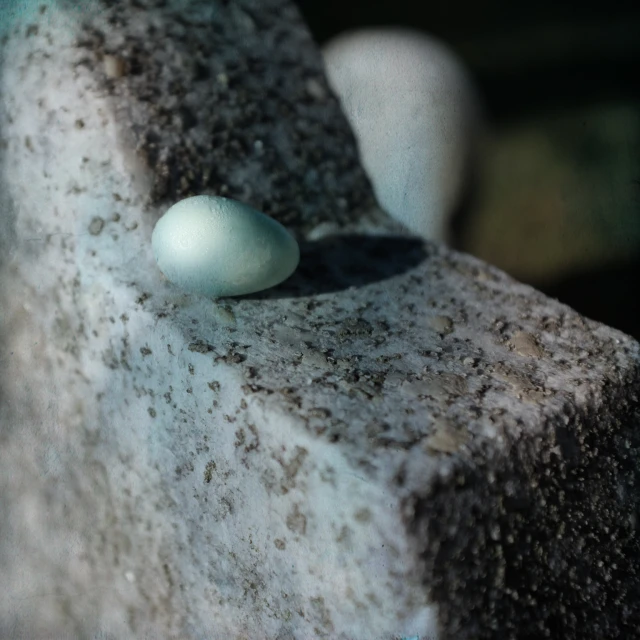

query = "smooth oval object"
152;195;300;298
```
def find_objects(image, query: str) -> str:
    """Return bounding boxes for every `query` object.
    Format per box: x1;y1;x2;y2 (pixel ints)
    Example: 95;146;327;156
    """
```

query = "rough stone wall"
1;1;639;639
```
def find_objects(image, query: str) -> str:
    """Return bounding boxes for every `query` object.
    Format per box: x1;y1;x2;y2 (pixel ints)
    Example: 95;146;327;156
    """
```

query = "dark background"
295;0;640;340
296;1;640;119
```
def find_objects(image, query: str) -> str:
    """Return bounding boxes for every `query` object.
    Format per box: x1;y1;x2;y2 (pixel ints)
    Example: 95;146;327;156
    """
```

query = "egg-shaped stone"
322;28;482;244
151;195;300;298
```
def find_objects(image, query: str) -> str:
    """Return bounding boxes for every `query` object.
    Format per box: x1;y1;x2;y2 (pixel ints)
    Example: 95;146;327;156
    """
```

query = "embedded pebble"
429;315;454;335
103;54;126;79
508;331;545;358
152;195;300;298
88;216;105;236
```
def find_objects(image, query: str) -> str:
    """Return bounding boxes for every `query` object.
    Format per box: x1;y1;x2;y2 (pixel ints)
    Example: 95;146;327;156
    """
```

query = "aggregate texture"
1;1;639;639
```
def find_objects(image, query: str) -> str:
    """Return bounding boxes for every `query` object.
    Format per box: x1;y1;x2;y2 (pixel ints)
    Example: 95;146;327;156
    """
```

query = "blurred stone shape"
322;27;483;244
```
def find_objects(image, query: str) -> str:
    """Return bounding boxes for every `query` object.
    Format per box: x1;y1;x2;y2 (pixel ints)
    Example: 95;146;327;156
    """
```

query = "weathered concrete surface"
1;1;639;639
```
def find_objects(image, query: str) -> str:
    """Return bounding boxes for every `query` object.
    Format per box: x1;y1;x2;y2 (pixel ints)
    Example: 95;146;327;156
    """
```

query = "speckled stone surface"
1;1;639;639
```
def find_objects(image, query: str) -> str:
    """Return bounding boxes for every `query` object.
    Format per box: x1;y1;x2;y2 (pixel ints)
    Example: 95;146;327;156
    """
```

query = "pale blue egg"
152;195;300;298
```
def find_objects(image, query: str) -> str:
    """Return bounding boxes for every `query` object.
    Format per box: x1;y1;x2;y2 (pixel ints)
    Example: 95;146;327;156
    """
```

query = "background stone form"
1;1;639;638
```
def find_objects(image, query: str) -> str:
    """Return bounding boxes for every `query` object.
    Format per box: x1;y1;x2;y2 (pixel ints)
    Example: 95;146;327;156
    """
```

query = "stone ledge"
1;1;639;638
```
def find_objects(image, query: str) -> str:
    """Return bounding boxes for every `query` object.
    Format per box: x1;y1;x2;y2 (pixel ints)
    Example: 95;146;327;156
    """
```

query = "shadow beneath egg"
235;234;431;300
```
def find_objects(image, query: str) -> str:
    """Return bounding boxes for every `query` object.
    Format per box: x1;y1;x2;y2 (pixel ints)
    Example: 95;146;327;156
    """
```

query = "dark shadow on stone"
404;383;640;640
236;234;430;300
